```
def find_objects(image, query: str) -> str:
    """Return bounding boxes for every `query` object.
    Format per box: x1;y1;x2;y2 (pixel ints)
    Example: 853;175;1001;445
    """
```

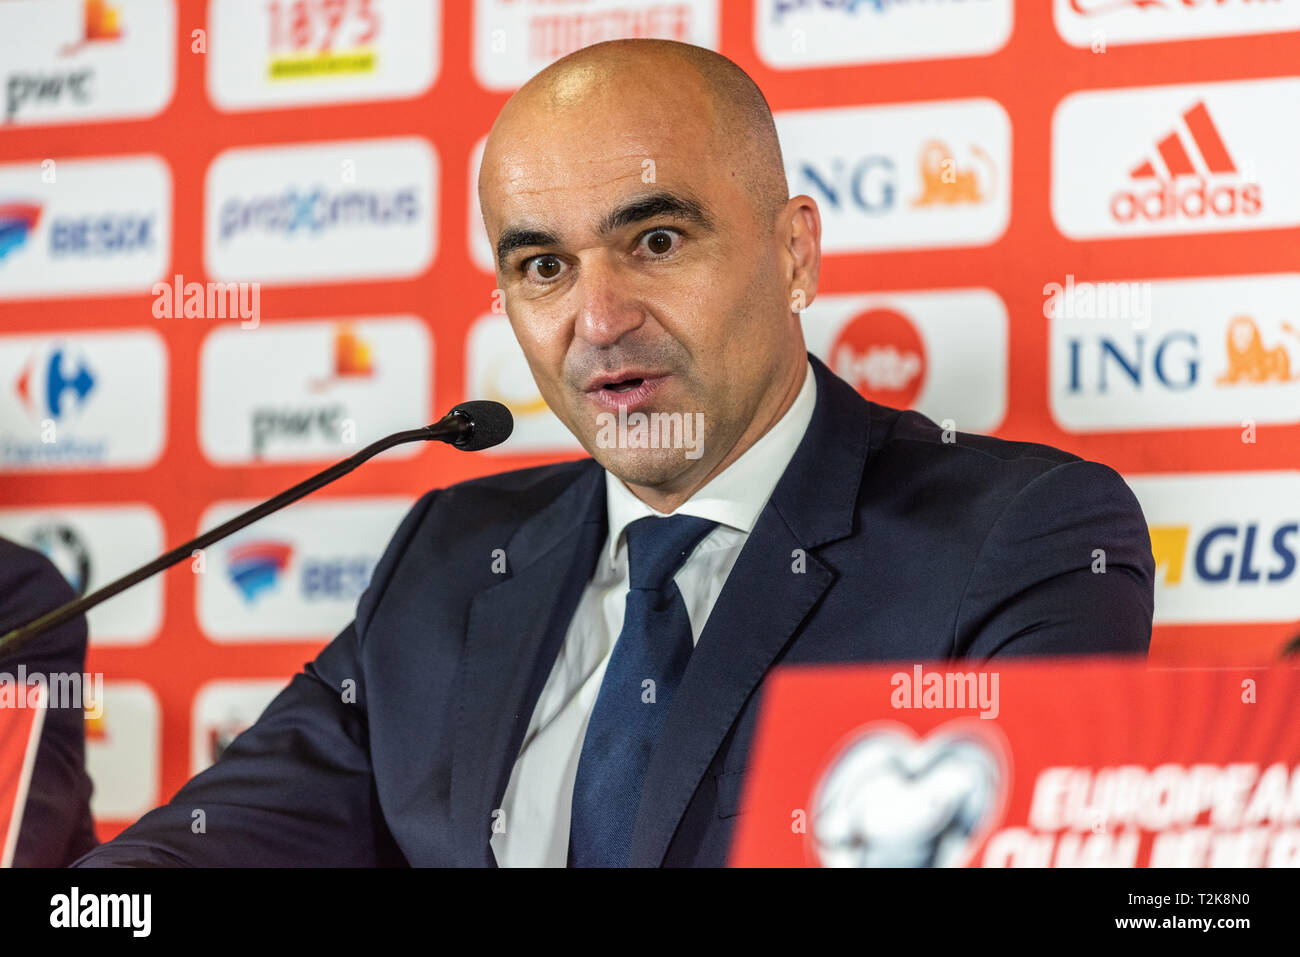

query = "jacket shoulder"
869;405;1081;472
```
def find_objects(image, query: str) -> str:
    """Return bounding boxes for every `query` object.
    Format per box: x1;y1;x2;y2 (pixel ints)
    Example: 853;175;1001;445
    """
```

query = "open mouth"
602;377;644;393
585;373;666;412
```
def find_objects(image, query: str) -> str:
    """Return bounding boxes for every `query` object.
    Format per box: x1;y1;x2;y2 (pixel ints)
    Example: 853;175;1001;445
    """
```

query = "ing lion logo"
1216;316;1300;385
912;141;993;207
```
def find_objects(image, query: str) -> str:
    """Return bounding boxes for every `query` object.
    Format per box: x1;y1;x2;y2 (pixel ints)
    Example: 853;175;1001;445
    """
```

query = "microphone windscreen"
452;400;514;451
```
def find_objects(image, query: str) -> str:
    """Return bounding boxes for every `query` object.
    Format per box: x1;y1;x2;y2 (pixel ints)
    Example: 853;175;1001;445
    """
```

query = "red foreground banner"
730;659;1300;868
0;683;47;868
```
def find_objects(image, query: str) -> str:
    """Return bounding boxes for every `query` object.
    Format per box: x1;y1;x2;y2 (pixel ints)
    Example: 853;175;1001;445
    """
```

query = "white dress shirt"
491;361;817;867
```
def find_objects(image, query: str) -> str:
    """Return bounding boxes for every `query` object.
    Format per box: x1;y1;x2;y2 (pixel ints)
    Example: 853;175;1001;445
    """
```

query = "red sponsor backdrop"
1;1;1297;840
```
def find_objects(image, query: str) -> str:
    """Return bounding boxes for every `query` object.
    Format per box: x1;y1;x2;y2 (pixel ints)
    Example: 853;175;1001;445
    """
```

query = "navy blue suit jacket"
74;356;1154;867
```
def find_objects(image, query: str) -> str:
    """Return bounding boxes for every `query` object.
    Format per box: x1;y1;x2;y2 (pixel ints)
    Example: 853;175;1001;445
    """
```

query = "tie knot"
623;514;717;591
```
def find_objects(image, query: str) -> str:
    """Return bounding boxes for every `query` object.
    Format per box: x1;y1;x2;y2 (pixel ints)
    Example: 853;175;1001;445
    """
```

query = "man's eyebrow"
596;191;714;236
494;191;713;268
496;227;561;268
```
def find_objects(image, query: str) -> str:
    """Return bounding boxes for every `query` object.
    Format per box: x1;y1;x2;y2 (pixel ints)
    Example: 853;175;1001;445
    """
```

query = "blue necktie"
568;514;718;867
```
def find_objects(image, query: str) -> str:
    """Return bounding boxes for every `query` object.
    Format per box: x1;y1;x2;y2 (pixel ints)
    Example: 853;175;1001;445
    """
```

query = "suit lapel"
628;356;873;866
449;462;605;866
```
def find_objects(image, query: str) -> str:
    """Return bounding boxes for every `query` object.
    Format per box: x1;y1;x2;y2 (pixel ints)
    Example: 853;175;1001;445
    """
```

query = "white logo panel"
778;99;1011;253
465;314;582;456
1050;273;1300;432
1127;472;1300;624
0;0;175;129
802;289;1008;433
1051;78;1300;240
86;681;160;821
196;497;414;642
0;504;163;646
0;329;167;472
757;0;1013;69
0;155;171;299
1054;0;1300;48
473;0;719;91
205;137;437;285
199;317;433;465
207;0;439;111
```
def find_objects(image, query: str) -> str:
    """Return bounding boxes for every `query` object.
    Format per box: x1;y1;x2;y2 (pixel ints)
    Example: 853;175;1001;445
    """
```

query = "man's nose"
572;257;645;348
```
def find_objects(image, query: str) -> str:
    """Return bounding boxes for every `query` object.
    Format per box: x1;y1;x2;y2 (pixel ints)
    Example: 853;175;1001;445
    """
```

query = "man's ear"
783;195;821;315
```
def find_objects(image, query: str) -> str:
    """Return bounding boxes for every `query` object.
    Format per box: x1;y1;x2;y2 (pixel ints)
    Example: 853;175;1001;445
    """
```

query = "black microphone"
0;401;513;657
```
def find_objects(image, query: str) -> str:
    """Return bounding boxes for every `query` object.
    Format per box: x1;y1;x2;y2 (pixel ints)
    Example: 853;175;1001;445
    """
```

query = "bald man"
75;40;1153;868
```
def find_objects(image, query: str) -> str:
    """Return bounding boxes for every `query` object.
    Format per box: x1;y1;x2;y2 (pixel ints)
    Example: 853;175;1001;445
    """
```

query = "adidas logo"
1109;101;1261;223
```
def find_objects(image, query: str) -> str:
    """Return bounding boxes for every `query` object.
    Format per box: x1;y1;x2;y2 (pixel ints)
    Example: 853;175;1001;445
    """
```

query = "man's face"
478;77;802;493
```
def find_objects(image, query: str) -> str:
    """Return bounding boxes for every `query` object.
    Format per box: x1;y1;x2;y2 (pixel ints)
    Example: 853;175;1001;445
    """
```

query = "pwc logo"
1110;101;1260;226
1052;78;1300;240
803;289;1007;433
1050;273;1300;432
1126;472;1300;624
0;0;175;129
198;317;432;465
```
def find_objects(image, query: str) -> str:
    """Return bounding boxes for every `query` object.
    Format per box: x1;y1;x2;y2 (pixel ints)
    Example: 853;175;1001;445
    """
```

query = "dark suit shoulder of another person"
0;536;98;867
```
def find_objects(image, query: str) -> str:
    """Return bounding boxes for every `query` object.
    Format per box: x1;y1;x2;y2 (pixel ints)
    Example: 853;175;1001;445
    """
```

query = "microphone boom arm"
0;420;460;658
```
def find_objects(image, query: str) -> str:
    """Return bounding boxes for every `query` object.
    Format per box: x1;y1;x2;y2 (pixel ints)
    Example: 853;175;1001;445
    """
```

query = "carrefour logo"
1126;472;1300;624
0;330;166;472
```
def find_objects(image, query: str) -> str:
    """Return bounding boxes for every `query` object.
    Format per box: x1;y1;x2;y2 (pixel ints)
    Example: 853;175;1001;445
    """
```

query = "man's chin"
588;445;702;492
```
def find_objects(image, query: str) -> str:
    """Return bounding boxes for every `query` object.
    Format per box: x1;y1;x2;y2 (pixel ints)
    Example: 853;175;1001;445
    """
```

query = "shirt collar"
603;359;816;565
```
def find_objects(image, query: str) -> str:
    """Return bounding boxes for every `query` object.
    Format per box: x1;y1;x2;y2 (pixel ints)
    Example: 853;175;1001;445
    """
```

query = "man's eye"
640;229;680;256
524;255;564;282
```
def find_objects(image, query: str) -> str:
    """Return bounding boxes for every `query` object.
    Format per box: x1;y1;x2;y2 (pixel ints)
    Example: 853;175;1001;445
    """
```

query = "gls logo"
1052;78;1300;240
1126;472;1300;624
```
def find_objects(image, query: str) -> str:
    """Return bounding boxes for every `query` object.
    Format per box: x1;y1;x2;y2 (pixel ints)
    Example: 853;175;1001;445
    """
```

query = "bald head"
481;39;788;233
